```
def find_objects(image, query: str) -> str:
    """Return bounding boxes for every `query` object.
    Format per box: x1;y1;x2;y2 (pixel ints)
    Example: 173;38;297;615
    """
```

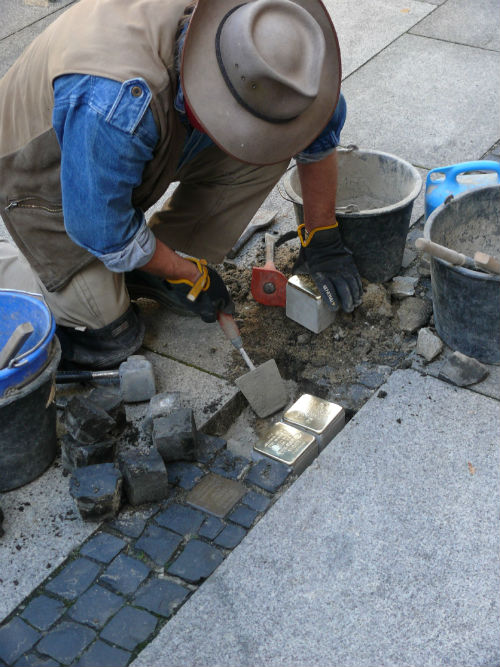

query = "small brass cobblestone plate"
286;274;336;333
186;473;246;518
283;394;345;451
254;422;318;475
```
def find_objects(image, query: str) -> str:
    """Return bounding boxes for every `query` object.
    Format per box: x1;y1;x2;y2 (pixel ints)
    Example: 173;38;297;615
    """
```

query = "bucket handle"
0;289;55;369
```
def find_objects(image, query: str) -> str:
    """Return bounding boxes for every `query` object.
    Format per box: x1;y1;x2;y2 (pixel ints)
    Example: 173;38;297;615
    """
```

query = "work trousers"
0;145;289;329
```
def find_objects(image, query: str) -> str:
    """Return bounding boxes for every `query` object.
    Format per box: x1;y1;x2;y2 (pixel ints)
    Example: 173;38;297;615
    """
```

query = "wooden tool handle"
474;251;500;276
264;232;278;267
415;238;474;269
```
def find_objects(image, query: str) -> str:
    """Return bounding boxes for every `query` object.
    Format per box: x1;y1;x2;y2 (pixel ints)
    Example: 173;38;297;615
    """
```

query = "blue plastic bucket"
0;289;56;397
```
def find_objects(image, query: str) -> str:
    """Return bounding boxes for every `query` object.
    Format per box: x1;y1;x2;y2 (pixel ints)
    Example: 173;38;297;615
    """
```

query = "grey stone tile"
98;554;150;596
75;640;130;667
21;595;66;632
107;511;151;539
67;585;124;629
341;34;500;168
45;558;101;601
1;0;74;41
167;540;223;584
322;0;435;77
227;506;259;529
154;504;205;536
134;524;182;566
133;578;189;618
242;491;271;512
79;533;126;564
410;0;500;50
36;622;95;665
0;617;40;665
198;516;224;540
13;654;59;667
100;607;157;652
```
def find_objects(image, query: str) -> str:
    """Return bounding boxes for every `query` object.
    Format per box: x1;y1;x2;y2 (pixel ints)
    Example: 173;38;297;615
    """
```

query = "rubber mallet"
56;354;156;402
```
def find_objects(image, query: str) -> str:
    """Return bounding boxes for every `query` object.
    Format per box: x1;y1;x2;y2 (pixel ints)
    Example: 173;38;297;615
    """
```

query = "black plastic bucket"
0;337;61;491
424;185;500;364
283;146;422;282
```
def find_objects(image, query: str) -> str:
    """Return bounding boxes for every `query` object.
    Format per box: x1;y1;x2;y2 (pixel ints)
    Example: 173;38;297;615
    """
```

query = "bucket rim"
283;146;422;217
423;184;500;282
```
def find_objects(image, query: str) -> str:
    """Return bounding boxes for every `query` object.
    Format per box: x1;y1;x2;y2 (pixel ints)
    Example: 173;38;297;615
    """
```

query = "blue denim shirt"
53;74;346;272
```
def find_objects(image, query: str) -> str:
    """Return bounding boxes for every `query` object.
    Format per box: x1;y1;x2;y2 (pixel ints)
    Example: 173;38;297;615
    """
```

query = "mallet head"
118;355;155;402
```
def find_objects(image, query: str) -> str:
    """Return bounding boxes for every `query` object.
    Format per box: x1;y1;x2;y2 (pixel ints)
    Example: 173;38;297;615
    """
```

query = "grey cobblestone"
210;451;250;480
227;506;259;528
98;554;150;595
45;558;101;601
107;512;150;538
214;524;247;549
14;653;60;666
100;606;157;651
134;524;182;566
67;585;124;629
154;503;205;536
132;579;189;618
79;532;126;563
196;433;227;464
21;595;65;632
198;516;224;540
166;462;204;489
0;617;41;665
36;621;96;664
245;458;292;492
167;539;223;584
75;639;130;667
242;490;271;512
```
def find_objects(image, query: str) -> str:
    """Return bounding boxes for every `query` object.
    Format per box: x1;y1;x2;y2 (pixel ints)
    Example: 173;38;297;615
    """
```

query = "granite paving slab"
323;0;435;77
341;34;500;168
0;0;75;41
410;0;500;50
133;370;500;667
0;465;96;622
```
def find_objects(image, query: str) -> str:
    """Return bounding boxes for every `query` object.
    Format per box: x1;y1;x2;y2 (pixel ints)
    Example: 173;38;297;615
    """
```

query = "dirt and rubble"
218;229;433;416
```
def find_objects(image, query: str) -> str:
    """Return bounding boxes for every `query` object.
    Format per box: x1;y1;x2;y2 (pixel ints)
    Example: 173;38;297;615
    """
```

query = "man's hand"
166;258;234;323
294;223;362;313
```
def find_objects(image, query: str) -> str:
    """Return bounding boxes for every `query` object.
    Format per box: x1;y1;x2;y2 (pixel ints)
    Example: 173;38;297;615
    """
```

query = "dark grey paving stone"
196;433;227;464
214;524;247;549
198;516;224;540
99;554;150;595
14;653;59;667
167;539;223;584
210;451;250;480
107;513;149;538
79;532;126;563
227;506;259;529
67;584;124;629
21;595;66;631
45;558;101;601
0;617;41;665
134;524;182;566
75;639;130;667
242;490;271;512
245;459;292;493
100;607;157;651
166;462;204;490
133;578;190;618
155;504;205;536
36;622;96;665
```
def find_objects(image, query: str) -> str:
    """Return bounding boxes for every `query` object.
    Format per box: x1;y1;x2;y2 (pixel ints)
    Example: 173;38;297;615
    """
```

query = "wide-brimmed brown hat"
181;0;341;165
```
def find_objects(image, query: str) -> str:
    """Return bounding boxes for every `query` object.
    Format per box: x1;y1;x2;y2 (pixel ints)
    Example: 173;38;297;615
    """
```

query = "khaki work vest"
0;0;188;291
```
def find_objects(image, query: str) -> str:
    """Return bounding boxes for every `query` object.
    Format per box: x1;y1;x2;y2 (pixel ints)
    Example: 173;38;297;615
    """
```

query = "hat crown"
217;0;326;122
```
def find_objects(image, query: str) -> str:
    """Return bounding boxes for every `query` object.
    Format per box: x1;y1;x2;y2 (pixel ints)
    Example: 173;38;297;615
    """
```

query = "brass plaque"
186;473;246;518
254;422;316;467
284;394;344;435
287;274;322;300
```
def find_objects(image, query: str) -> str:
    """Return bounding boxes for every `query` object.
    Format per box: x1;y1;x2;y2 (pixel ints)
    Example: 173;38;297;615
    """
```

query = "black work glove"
167;257;235;323
293;223;362;313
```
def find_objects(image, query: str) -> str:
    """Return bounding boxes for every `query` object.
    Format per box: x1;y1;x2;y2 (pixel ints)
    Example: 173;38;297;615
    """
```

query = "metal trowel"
217;312;288;418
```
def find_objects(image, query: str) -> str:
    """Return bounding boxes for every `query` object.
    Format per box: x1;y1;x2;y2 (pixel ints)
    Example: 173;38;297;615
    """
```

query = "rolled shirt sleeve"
294;92;347;164
52;74;159;272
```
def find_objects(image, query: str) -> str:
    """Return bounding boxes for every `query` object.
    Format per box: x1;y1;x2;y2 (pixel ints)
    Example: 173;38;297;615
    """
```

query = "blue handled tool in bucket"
0;289;56;397
425;160;500;220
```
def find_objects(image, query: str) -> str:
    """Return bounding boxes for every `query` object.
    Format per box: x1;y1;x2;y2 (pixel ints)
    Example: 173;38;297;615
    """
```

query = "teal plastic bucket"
0;289;56;397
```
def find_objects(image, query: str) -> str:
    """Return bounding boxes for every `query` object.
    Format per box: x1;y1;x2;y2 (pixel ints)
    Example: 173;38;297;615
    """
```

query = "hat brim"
181;0;341;165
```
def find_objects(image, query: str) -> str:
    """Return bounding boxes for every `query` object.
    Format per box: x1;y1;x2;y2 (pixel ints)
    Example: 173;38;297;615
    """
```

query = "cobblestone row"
0;440;294;667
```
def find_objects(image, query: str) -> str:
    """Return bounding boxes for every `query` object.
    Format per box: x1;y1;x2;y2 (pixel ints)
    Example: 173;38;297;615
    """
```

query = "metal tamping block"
253;422;318;475
286;275;336;333
283;394;345;451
